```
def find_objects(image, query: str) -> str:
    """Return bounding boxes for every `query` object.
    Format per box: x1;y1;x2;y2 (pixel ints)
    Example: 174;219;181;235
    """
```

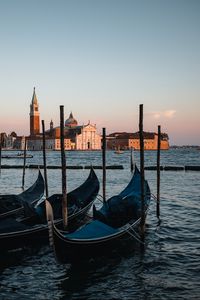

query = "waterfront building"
27;136;72;151
75;123;101;150
0;132;7;148
0;132;18;149
107;131;169;150
13;136;26;150
27;89;101;150
1;88;169;151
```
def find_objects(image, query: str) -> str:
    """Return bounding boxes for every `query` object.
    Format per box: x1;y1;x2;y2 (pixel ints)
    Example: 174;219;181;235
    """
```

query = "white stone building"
76;123;101;150
27;88;101;151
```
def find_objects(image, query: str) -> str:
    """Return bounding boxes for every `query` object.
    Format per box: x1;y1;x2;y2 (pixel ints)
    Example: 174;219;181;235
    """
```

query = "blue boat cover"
119;165;141;198
93;165;151;228
64;220;119;239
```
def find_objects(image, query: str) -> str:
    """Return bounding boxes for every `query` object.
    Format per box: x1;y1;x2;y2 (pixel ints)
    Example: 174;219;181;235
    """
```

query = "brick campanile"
30;87;40;136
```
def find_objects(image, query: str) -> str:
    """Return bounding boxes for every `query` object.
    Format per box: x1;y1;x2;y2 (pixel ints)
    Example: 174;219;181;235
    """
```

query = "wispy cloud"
148;110;176;119
163;110;176;118
153;113;161;119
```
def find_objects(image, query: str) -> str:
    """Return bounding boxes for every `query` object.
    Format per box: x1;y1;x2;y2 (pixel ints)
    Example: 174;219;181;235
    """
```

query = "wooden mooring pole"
130;147;134;172
139;104;145;237
42;120;49;198
22;138;27;189
102;127;106;203
0;139;2;174
157;125;161;221
60;105;68;229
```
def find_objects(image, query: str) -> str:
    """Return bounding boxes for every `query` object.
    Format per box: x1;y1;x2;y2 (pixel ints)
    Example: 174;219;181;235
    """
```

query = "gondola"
0;168;99;251
0;169;45;219
47;165;151;263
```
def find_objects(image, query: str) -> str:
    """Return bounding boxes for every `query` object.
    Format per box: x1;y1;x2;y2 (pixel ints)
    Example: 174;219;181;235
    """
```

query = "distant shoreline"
0;145;199;151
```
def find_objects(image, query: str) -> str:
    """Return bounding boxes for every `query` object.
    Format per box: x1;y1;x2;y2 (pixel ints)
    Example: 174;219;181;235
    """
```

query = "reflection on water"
0;148;200;299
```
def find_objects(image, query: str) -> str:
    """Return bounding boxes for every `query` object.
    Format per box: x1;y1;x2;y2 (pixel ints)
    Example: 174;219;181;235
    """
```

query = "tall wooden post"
60;105;68;229
22;138;27;189
42;120;49;198
102;127;106;203
139;104;145;235
130;147;134;172
0;138;2;174
157;125;161;220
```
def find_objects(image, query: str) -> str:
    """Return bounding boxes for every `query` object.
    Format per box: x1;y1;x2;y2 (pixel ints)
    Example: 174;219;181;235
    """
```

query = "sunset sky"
0;0;199;145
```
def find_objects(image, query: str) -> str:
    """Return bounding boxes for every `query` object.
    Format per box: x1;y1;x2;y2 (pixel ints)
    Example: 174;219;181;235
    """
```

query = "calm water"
0;149;200;299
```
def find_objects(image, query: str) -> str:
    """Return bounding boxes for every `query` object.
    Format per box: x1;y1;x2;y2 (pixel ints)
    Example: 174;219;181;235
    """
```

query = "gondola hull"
52;219;142;263
0;170;45;219
49;165;151;263
0;168;99;251
0;204;92;251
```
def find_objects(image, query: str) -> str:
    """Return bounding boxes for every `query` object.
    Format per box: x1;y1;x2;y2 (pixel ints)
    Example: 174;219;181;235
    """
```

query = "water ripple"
1;149;200;299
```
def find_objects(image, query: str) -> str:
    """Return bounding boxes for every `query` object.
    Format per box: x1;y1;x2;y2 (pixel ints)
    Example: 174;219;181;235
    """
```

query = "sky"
0;0;199;145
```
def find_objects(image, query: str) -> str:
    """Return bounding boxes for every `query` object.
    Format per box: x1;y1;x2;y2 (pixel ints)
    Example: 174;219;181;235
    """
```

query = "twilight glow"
0;0;199;145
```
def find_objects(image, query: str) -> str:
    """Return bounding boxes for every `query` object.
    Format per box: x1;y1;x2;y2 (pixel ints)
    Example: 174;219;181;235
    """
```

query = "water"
0;149;200;299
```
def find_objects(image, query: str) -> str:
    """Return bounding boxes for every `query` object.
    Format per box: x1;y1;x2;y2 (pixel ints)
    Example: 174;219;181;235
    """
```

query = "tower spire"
30;87;40;136
32;87;38;104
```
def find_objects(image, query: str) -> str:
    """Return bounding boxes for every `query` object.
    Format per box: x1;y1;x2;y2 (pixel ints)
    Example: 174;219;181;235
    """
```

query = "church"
27;88;102;150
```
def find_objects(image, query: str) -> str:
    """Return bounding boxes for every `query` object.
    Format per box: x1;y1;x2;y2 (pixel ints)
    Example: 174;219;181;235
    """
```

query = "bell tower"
30;87;40;136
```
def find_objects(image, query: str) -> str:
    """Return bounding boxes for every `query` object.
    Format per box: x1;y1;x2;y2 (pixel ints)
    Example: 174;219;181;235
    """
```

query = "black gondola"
0;170;45;219
0;168;99;251
47;165;151;263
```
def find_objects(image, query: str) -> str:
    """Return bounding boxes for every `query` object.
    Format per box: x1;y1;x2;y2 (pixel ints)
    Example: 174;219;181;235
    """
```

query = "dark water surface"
0;149;200;299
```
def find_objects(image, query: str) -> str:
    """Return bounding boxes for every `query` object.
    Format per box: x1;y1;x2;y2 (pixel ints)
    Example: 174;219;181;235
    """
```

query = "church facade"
27;88;101;150
8;88;169;151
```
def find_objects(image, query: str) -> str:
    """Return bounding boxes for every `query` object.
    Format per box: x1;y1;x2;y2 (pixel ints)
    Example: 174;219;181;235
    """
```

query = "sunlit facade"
27;89;101;150
107;132;169;150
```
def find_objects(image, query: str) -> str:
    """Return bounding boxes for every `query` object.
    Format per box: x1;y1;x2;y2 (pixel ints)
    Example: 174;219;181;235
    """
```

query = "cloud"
163;110;176;118
153;113;161;119
148;110;176;119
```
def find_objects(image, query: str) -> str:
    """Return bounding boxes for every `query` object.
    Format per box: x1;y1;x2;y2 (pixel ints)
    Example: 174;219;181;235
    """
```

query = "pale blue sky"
0;0;199;145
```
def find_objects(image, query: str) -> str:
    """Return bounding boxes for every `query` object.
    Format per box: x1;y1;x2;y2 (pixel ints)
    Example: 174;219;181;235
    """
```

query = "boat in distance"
1;153;33;159
47;165;151;263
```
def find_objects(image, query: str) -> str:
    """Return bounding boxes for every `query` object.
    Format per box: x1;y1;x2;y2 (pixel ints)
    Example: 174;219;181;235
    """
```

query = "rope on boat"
94;193;160;244
151;193;157;201
96;194;104;203
125;226;145;245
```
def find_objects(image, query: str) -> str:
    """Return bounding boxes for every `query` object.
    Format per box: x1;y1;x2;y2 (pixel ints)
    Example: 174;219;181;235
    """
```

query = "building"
13;136;26;150
107;131;169;150
0;132;7;148
0;132;18;149
74;122;101;150
2;88;169;151
27;89;101;150
30;87;40;136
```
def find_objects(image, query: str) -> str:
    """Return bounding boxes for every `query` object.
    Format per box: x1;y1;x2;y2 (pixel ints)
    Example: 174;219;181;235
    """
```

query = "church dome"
65;112;78;127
